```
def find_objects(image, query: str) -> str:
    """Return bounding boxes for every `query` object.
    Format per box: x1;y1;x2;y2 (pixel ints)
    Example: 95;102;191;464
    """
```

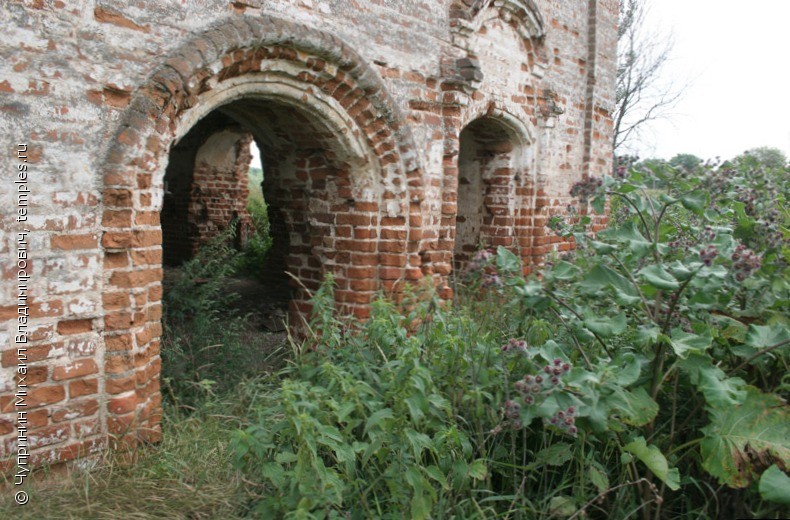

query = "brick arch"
450;0;545;40
459;99;536;147
98;15;425;447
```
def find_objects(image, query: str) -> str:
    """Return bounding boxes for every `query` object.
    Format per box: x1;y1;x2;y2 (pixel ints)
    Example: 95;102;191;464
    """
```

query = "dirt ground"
163;268;291;361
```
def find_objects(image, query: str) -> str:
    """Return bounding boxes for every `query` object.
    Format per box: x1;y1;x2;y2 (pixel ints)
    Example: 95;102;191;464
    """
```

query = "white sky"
632;0;790;161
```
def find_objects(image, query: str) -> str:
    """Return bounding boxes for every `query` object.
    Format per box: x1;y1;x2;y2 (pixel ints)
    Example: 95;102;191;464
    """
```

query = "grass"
0;390;259;519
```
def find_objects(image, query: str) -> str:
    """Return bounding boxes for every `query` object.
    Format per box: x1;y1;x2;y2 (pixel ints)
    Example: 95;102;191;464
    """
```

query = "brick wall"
162;112;256;265
0;0;617;471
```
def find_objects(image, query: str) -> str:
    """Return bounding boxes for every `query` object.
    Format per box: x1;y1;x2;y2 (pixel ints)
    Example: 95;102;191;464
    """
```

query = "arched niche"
454;113;531;270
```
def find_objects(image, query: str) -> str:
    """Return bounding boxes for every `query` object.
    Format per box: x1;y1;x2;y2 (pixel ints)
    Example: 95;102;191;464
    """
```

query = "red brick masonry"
0;0;616;470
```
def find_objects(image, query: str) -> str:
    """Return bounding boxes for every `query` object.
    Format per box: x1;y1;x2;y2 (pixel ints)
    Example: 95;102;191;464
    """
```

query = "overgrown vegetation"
3;156;787;519
236;166;273;279
0;397;253;519
161;226;286;405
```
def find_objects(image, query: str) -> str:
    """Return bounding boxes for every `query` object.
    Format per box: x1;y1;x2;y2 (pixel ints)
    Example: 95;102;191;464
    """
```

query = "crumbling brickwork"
0;0;617;470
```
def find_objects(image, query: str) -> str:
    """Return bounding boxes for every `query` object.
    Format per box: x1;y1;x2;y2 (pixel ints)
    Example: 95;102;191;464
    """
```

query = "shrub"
233;157;789;519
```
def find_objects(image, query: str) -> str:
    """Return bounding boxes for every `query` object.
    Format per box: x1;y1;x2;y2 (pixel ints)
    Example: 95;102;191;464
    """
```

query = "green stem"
649;341;667;401
728;338;790;375
653;203;672;246
549;306;594;369
609;252;653;321
661;275;695;334
609;191;654;243
545;290;613;357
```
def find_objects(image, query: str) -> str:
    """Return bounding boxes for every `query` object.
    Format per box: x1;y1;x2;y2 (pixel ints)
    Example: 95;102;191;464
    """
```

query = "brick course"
0;0;616;470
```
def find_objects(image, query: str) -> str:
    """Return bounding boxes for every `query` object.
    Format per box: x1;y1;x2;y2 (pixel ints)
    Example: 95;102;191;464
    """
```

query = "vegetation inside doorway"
161;136;288;408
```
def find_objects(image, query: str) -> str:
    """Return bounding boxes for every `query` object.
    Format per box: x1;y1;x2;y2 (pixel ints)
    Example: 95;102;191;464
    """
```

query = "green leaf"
638;265;680;291
636;325;663;348
697;367;746;408
759;465;790;505
549;496;577;517
679;354;747;407
527;320;551;347
275;451;298;464
405;395;427;423
450;459;469;489
261;462;286;489
679;191;707;213
591;194;606;215
613;387;659;426
584;313;627;337
364;408;393;435
666;260;698;282
701;386;790;488
623;436;680;490
335;401;357;423
590;240;617;254
578;265;641;305
745;324;790;349
405;429;433;460
423;465;450;490
599;221;652;257
588;465;610;493
713;315;748;343
535;443;574;466
405;465;425;489
548;261;581;281
468;459;488;480
669;329;712;359
496;246;521;274
410;492;432;520
583;392;610;432
620;452;634;465
613;353;642;386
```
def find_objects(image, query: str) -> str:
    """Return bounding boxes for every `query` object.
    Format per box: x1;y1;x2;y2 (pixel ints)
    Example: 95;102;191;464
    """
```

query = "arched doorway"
99;16;423;447
160;95;370;327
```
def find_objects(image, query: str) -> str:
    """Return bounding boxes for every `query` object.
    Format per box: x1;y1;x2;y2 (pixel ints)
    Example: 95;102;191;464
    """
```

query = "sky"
631;0;790;161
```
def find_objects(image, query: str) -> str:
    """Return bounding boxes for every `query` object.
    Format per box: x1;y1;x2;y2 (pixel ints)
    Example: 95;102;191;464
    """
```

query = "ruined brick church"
0;0;616;469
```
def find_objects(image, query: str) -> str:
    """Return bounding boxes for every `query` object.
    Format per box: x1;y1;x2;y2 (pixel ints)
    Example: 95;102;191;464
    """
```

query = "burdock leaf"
638;265;680;291
623;436;680;490
612;386;659;426
701;386;790;488
669;329;712;359
759;465;790;505
599;221;651;257
496;246;521;274
584;313;627;337
697;367;746;408
680;191;707;214
745;324;789;349
468;459;488;480
589;465;610;493
578;264;641;305
536;443;573;466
